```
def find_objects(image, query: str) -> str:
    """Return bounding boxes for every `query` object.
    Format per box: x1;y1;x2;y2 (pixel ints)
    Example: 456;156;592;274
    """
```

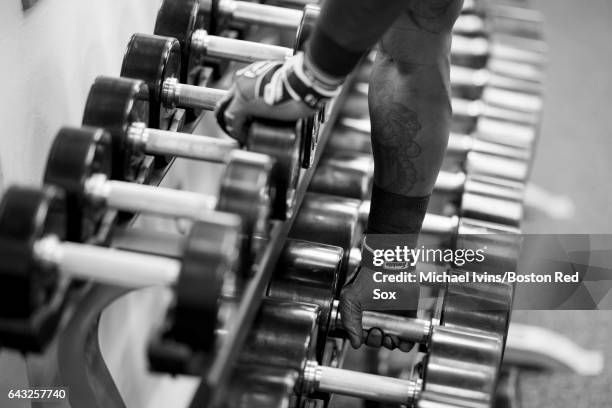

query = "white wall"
0;1;201;407
0;0;158;189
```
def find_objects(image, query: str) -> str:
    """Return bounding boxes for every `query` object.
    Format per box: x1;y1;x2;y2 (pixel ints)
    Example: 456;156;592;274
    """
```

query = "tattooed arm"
216;0;415;141
366;0;463;231
371;0;463;197
339;0;463;351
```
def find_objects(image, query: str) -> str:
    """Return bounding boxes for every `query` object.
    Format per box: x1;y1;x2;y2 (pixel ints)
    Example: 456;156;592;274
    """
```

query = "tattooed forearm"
369;79;424;194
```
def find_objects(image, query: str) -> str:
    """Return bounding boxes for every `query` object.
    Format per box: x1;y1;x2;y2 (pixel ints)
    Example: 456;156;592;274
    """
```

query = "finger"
339;288;363;349
398;341;415;353
214;92;234;135
382;335;395;350
365;328;383;348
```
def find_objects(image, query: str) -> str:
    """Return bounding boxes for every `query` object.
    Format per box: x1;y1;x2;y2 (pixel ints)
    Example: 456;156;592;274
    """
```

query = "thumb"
215;92;235;136
339;286;364;349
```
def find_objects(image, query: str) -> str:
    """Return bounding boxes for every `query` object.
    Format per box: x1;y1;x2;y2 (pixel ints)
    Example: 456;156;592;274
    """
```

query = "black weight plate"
43;127;111;243
0;186;63;318
217;150;274;269
82;76;149;180
247;121;300;220
268;240;342;360
171;216;242;352
121;34;181;130
290;193;362;292
240;299;320;372
153;0;199;82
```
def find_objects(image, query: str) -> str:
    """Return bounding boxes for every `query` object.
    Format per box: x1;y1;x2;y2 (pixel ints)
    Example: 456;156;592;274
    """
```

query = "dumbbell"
462;0;546;39
268;241;515;354
452;64;542;111
357;58;543;110
291;193;521;286
338;118;532;182
239;299;504;406
452;36;545;85
290;193;363;288
341;84;540;151
361;34;545;83
121;33;312;215
0;185;241;353
452;31;546;66
82;75;299;221
454;11;546;43
225;365;299;408
345;82;540;130
309;151;525;225
309;151;374;201
42;127;271;264
156;0;319;41
153;0;315;82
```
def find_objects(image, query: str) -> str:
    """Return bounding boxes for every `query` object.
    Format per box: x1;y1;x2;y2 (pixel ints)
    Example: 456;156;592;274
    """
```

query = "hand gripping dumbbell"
0;185;242;352
153;0;318;80
121;34;311;215
238;299;504;407
151;0;324;149
268;241;515;355
43;127;271;265
81;75;297;222
339;118;532;181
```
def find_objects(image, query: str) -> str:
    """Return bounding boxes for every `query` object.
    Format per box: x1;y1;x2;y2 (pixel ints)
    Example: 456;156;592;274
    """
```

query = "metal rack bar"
193;84;352;407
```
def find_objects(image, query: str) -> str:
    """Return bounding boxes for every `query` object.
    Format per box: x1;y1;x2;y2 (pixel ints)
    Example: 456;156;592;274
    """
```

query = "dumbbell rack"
49;52;355;408
192;83;354;408
0;0;550;406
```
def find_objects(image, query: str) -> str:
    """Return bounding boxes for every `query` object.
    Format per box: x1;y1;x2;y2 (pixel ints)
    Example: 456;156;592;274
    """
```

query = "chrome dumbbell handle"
128;122;238;163
34;235;181;288
446;132;531;161
329;300;432;344
452;36;545;67
452;98;538;125
211;0;303;29
302;360;421;405
191;29;293;64
451;65;543;97
84;174;218;220
162;78;226;110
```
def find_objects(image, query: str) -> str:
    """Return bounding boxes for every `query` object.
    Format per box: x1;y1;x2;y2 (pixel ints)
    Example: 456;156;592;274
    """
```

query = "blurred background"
0;0;610;407
512;0;612;406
